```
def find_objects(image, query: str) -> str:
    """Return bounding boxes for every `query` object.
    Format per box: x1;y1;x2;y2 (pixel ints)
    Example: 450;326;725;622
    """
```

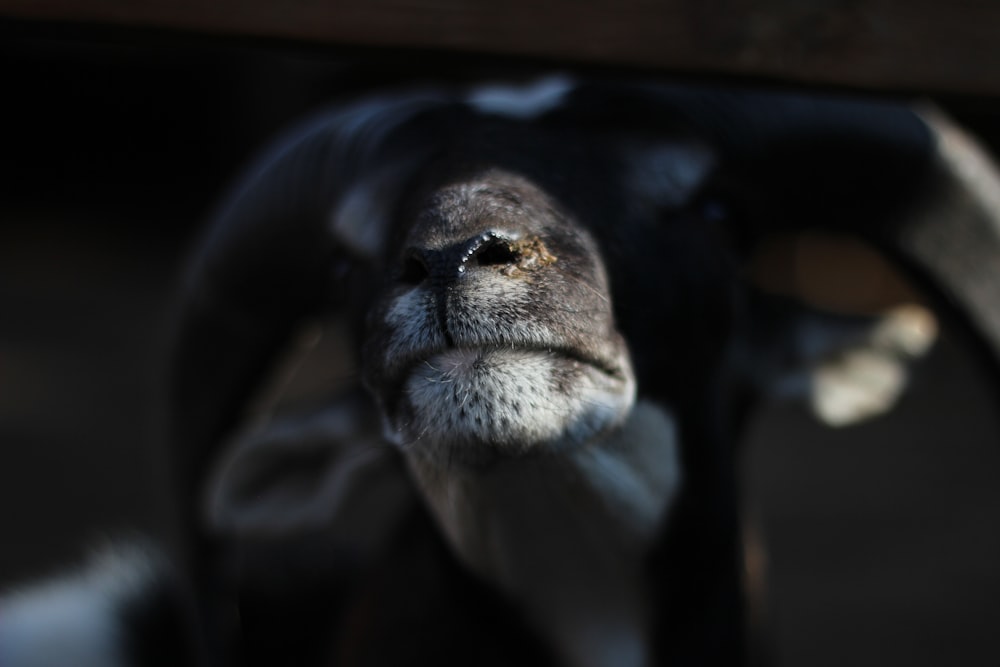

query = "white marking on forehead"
467;76;575;120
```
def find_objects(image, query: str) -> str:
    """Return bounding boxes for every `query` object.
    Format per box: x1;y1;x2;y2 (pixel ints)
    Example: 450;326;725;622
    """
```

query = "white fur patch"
404;348;632;454
809;305;937;426
466;76;575;119
0;544;159;667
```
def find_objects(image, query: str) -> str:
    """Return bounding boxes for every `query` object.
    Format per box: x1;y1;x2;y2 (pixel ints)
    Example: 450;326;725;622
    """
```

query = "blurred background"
1;23;1000;667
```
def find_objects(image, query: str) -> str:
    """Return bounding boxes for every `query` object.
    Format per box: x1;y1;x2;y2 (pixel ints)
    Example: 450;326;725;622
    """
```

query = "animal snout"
399;232;524;287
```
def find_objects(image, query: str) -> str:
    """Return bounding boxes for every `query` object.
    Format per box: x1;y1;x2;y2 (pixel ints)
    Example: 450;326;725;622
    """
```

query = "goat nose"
399;233;519;286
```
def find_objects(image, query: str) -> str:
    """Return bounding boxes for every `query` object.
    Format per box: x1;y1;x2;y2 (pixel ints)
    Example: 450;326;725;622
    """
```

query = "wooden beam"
1;0;998;96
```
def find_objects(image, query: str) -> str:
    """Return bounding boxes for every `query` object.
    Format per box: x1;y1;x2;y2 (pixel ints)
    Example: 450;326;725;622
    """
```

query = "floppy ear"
551;81;1000;420
655;86;1000;370
738;97;1000;399
167;93;464;545
204;391;417;586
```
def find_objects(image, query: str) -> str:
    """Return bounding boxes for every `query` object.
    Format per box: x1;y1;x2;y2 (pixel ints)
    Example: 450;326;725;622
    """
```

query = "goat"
4;77;1000;667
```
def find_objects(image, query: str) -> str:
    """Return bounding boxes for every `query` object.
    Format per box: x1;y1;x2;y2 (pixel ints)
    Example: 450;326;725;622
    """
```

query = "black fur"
8;79;985;667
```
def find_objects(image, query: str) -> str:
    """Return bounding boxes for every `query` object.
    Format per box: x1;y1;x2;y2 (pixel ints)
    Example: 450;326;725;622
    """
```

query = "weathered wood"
1;0;998;96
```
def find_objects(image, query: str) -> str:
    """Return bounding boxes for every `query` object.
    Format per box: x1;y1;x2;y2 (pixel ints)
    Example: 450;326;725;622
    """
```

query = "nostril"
473;239;519;267
399;251;429;285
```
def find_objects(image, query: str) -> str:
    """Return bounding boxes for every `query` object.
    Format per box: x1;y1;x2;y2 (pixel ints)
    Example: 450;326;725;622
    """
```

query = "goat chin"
405;400;681;667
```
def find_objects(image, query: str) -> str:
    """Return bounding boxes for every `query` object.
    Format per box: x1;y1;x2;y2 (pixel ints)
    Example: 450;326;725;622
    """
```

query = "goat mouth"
389;343;626;396
374;341;636;457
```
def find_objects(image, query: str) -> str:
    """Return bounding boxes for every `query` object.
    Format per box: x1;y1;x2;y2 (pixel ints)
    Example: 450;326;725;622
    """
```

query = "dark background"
2;25;1000;667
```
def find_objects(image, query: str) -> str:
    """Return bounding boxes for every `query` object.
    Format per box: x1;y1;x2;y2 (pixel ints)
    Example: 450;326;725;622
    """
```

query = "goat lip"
378;342;624;404
404;343;620;378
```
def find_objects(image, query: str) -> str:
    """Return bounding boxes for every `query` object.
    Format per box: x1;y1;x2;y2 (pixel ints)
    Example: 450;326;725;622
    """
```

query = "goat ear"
648;86;1000;384
205;392;417;579
169;94;462;535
